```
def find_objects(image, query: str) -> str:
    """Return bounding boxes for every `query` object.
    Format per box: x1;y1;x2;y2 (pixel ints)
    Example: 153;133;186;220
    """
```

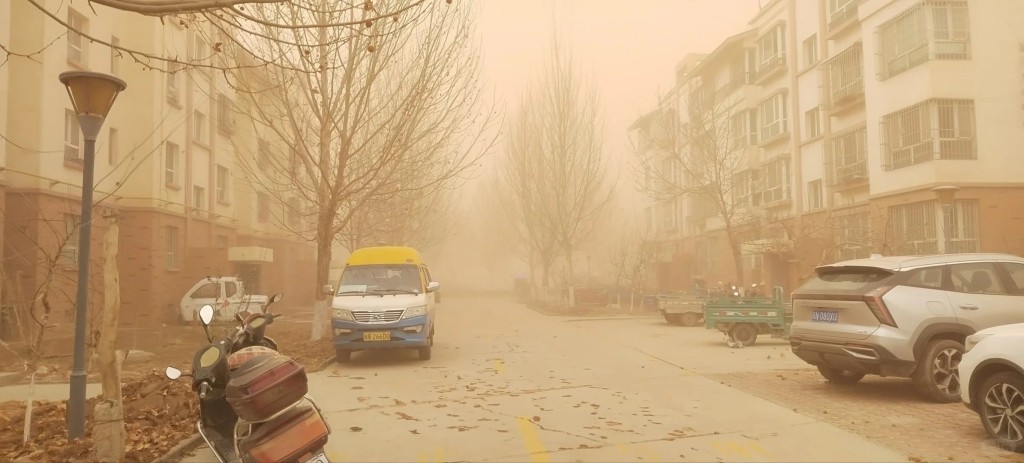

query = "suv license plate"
811;310;838;323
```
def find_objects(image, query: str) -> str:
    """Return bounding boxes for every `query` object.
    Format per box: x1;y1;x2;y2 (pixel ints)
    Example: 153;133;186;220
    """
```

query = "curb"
153;433;203;463
313;354;337;372
0;372;23;387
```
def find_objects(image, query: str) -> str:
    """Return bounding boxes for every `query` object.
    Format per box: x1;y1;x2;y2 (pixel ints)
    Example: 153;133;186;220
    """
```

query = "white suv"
960;323;1024;453
790;253;1024;403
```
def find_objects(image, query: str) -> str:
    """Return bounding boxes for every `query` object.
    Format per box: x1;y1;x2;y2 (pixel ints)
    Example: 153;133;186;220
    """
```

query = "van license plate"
306;451;329;463
811;310;838;323
363;331;391;342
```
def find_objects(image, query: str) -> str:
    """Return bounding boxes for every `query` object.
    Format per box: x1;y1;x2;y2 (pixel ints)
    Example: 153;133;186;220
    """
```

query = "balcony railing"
828;0;859;32
825;128;868;187
820;43;864;110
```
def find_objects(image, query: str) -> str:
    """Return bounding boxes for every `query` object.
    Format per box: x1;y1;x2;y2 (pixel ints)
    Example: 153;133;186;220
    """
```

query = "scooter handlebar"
199;381;210;399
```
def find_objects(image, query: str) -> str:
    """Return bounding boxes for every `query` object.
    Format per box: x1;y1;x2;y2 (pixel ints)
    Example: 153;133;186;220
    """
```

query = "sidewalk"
0;380;100;403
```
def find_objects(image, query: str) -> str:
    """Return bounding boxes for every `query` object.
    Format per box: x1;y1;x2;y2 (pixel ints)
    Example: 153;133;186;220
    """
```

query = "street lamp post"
58;71;127;440
931;185;960;255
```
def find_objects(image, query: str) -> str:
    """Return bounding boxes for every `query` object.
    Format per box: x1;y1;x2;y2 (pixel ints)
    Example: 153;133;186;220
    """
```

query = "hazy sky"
475;0;762;177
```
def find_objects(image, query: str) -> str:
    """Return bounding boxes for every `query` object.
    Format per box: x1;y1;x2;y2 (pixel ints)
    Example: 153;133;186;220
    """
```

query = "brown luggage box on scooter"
239;404;330;463
226;354;308;422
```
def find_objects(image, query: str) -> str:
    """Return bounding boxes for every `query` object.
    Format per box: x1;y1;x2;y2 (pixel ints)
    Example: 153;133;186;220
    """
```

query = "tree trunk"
94;215;125;461
311;222;332;341
565;247;575;309
727;233;745;286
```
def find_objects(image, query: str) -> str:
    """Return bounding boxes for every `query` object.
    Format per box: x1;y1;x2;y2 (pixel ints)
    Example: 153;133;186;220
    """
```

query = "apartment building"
0;1;316;331
633;0;1024;294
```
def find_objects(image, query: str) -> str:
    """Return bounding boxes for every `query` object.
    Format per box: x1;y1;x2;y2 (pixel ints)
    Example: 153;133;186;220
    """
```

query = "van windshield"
338;264;421;295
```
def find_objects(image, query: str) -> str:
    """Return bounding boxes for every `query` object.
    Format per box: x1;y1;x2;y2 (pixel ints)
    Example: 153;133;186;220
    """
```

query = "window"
167;62;181;102
1001;263;1024;294
165;142;180;186
216;165;230;203
950;263;1006;295
877;1;970;79
822;42;864;108
756;25;786;73
257;192;270;223
193;186;206;212
833;212;871;261
67;9;88;65
110;36;121;75
758;93;787;142
904;266;945;289
759;157;790;204
217;93;234;134
888;199;980;255
64;109;82;162
108;127;119;165
225;281;239;298
826;127;867;186
828;0;859;30
193;110;207;144
880;99;976;170
193;33;209;62
803;34;818;68
807;180;823;210
166;226;180;269
190;282;219;299
804;107;820;139
61;214;80;266
734;169;759;207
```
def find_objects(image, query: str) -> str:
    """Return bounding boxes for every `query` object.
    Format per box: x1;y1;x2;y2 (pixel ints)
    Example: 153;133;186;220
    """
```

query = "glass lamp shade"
58;71;127;118
930;186;961;205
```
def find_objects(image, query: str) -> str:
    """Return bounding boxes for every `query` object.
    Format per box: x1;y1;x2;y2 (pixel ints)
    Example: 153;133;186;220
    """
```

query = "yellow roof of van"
345;246;423;266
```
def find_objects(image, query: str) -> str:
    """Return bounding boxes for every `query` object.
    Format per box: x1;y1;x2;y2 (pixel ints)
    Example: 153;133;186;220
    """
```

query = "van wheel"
817;366;865;385
336;350;352;363
913;338;964;403
729;323;758;346
417;346;432;361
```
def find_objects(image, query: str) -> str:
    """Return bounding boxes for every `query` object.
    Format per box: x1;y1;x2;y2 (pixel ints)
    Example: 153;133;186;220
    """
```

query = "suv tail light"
864;286;897;328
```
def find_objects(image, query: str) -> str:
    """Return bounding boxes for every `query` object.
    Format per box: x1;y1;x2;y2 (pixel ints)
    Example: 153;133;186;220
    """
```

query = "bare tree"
502;40;612;304
608;216;656;311
634;85;760;286
230;0;497;339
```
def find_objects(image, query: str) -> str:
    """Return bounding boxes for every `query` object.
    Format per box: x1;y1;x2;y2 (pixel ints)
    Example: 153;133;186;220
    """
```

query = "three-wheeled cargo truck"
703;285;792;345
656;292;707;326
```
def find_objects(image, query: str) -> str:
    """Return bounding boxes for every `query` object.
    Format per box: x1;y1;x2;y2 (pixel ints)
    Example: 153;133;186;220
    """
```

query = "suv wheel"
978;371;1024;453
912;339;963;403
817;366;865;385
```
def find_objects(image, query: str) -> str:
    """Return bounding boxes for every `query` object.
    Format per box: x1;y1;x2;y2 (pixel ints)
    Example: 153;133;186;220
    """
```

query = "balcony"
755;53;787;84
825;128;868;188
827;0;859;37
820;43;864;114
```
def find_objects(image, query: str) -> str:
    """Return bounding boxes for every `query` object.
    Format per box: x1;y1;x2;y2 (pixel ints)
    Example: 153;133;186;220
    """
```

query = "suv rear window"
796;267;894;294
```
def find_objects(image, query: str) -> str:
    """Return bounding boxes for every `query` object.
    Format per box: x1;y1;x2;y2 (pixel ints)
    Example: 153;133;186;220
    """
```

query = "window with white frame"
827;127;868;185
759;157;790;204
877;1;970;79
217;93;234;133
193;185;206;212
167;61;182;102
803;34;818;68
828;0;859;29
64;109;82;162
756;25;786;72
733;169;758;207
193;110;207;144
166;226;180;269
165;142;180;186
880;98;975;170
67;9;88;65
61;214;81;266
888;199;979;254
758;93;787;142
804;107;820;139
807;180;823;210
824;42;864;107
216;165;230;203
108;127;119;165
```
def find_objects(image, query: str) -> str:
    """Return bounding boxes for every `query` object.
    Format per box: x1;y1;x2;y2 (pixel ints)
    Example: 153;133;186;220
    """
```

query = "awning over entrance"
228;246;274;263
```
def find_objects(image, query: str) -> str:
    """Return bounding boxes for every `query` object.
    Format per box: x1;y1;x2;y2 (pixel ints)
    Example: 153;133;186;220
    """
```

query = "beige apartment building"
0;0;316;333
632;0;1024;295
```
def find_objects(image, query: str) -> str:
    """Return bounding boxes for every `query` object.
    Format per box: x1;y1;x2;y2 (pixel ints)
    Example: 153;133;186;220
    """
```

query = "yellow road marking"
493;359;505;374
516;417;551;462
711;440;770;459
435;447;445;462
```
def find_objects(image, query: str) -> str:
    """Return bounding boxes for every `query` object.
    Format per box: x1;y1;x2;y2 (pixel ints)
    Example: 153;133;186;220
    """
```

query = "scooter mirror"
270;293;283;304
199;305;215;325
165;366;182;380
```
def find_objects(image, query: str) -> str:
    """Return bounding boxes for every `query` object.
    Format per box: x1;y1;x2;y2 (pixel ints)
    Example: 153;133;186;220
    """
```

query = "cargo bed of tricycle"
702;286;792;346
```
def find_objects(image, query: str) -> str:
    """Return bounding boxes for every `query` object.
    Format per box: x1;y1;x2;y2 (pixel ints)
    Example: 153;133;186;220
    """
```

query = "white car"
960;322;1024;453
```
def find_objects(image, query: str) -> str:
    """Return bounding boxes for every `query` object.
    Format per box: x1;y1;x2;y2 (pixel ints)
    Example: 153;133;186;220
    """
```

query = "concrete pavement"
182;296;908;463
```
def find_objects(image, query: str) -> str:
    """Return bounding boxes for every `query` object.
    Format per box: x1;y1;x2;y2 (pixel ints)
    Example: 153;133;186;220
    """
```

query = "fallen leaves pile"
0;370;198;463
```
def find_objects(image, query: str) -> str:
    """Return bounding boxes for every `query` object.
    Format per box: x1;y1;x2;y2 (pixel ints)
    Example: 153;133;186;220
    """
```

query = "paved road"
182;296;907;463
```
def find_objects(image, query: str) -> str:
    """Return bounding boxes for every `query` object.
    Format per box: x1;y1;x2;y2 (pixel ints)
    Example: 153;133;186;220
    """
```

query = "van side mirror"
322;285;334;295
427;282;440;293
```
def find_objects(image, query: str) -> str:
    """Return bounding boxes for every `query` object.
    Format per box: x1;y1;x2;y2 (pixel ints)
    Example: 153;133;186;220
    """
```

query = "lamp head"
59;71;127;119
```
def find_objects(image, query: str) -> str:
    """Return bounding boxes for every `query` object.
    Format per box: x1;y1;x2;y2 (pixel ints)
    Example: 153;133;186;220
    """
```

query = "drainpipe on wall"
184;38;194;260
208;61;217;249
788;0;804;227
819;0;834;210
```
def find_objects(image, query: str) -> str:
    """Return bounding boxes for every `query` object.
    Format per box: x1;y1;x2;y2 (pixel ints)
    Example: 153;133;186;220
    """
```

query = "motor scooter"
165;294;332;463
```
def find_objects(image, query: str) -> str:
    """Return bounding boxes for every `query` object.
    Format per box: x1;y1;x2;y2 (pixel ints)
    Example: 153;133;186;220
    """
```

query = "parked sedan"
960;323;1024;453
